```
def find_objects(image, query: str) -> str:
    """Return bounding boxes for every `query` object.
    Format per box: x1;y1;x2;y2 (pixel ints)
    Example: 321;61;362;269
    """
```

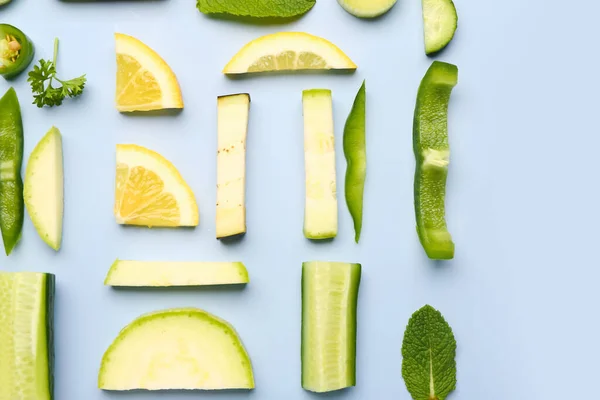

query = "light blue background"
0;0;596;398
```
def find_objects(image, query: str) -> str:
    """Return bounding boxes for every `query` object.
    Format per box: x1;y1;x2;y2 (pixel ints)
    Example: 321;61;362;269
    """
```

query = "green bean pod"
0;87;24;255
343;80;367;243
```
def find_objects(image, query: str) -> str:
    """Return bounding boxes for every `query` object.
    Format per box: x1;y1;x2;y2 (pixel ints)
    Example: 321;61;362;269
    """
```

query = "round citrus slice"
114;144;198;227
222;32;357;75
115;33;183;112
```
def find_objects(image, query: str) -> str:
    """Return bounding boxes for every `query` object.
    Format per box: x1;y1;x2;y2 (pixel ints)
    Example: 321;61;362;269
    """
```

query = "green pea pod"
0;24;35;79
413;61;458;260
0;87;24;255
343;80;367;243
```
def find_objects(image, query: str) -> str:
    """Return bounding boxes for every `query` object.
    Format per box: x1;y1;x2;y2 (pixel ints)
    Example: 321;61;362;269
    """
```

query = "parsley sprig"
27;38;86;108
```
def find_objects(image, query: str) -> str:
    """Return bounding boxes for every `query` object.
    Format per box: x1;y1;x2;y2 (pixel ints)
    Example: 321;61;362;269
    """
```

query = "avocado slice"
24;126;64;251
98;308;255;391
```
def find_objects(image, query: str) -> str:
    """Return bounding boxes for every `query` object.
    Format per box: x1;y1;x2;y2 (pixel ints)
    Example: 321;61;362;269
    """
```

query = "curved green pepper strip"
0;24;35;79
343;80;367;243
413;61;458;260
0;87;24;255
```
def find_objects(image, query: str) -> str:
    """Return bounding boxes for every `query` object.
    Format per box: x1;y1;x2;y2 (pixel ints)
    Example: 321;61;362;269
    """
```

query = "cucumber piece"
302;261;361;392
0;272;55;400
422;0;458;55
98;308;255;391
24;126;64;251
104;259;249;286
216;93;250;239
337;0;397;18
302;89;338;240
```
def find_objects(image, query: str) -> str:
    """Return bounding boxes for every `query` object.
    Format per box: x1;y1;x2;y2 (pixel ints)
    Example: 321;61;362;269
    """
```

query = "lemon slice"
114;144;198;227
115;33;183;112
223;32;357;75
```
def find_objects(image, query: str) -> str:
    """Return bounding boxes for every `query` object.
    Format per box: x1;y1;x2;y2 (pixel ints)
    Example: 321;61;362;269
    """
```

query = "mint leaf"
197;0;316;18
401;305;457;400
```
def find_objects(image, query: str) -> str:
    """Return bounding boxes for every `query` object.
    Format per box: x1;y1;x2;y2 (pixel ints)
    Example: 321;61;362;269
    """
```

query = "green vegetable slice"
343;80;367;243
0;87;24;255
401;305;456;400
104;260;250;286
337;0;397;18
0;272;55;400
413;61;458;260
98;308;255;390
0;24;35;79
303;89;338;240
24;126;64;251
422;0;458;55
302;261;361;393
197;0;315;18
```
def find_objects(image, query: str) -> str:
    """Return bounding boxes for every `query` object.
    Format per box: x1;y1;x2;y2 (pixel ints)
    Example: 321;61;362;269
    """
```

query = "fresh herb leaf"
401;305;457;400
27;38;86;108
196;0;316;18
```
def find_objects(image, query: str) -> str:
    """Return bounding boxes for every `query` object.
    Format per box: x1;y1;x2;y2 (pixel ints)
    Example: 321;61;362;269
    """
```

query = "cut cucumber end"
337;0;397;18
0;272;55;400
422;0;458;55
24;126;64;251
302;261;361;393
98;308;255;391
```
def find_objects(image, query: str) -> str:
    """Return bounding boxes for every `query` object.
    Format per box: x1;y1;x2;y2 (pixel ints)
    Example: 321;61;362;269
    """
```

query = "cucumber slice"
0;272;55;400
216;93;250;239
422;0;458;55
104;259;249;286
302;261;361;393
302;90;338;240
24;126;64;251
337;0;397;18
98;308;255;391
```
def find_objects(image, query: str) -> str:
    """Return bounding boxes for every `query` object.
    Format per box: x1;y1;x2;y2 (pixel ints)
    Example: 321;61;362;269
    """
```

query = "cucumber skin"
301;262;361;393
46;274;55;400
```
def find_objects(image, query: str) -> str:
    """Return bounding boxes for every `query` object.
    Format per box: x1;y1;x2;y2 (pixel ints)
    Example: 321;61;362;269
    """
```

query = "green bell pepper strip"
413;61;458;260
343;80;367;243
0;87;24;255
0;24;35;79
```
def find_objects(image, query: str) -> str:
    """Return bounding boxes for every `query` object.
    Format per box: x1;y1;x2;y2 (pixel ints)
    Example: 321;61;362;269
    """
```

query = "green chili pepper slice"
343;80;367;243
0;87;24;255
0;24;35;79
413;61;458;260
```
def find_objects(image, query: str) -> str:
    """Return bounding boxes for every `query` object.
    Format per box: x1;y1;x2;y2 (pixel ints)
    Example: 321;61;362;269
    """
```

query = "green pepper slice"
343;80;367;243
0;24;34;79
0;87;24;255
413;61;458;260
